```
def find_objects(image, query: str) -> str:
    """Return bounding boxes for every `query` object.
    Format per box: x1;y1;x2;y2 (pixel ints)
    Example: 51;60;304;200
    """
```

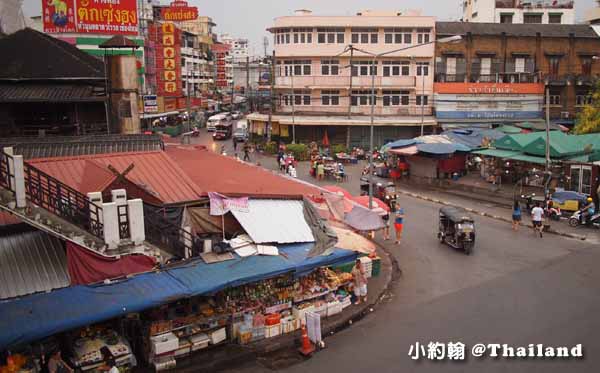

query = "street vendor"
351;259;368;304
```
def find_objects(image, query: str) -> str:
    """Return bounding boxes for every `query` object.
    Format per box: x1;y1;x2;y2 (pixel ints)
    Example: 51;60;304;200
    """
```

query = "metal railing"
144;208;203;259
0;151;106;239
117;204;130;240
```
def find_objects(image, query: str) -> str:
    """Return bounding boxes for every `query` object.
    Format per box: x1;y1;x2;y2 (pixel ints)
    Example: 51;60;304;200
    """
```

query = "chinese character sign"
149;22;182;97
42;0;139;35
160;1;198;21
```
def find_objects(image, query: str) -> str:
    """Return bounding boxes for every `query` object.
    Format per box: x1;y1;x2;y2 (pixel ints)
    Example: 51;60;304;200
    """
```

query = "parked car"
233;128;248;143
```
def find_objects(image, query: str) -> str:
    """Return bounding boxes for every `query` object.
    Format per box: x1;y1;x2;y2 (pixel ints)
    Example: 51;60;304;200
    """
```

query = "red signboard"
149;22;182;97
42;0;138;35
434;83;545;95
161;1;198;21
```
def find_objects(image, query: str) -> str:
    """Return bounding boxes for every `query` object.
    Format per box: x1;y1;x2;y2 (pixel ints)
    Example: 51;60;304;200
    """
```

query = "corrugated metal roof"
0;84;106;103
437;22;600;39
0;134;164;159
0;211;22;226
0;231;70;300
230;200;315;244
28;151;203;204
166;146;320;198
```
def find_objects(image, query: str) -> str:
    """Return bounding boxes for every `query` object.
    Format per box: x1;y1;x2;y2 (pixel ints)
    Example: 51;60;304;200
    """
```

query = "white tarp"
231;199;315;244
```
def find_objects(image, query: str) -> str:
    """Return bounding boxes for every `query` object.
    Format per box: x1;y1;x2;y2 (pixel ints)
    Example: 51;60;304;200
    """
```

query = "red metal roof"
0;211;22;226
165;146;321;198
28;152;203;204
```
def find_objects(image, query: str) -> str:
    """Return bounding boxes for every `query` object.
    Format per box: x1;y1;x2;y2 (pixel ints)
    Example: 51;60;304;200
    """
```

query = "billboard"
161;1;198;21
149;22;182;97
42;0;139;35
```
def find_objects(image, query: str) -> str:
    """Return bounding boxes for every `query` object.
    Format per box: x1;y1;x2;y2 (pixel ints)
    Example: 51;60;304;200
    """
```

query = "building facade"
248;9;436;147
586;0;600;25
463;0;575;24
434;22;600;128
220;34;250;63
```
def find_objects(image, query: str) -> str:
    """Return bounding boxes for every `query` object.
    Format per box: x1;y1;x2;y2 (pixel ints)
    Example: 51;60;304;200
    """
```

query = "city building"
248;9;437;147
212;42;234;103
220;33;250;63
463;0;575;24
586;0;600;24
434;22;600;129
178;15;217;95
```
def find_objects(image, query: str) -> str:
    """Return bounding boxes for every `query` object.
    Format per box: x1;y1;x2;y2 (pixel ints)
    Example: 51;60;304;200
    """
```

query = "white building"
220;34;250;63
586;0;600;24
463;0;575;24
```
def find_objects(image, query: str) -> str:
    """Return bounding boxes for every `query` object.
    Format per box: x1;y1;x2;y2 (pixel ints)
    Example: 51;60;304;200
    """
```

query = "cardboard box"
292;305;315;325
150;332;179;355
265;324;281;338
209;328;227;345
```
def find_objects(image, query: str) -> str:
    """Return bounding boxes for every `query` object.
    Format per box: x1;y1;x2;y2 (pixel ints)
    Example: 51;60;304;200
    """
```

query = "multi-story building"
248;9;437;147
434;22;600;129
586;0;600;24
220;34;250;63
179;15;217;95
463;0;575;24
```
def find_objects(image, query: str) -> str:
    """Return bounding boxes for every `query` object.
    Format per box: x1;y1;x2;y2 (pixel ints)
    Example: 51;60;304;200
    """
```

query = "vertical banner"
149;22;182;97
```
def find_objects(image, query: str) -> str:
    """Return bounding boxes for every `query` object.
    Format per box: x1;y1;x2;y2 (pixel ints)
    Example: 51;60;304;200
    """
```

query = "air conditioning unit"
561;111;570;119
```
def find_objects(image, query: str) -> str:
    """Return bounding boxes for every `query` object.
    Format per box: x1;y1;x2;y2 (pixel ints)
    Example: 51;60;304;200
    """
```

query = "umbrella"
322;131;330;147
322;185;353;199
330;226;376;254
352;195;390;212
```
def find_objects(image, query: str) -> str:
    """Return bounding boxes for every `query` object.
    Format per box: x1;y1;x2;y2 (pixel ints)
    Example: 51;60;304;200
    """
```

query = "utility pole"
368;55;376;210
545;85;551;172
420;67;425;137
268;50;275;141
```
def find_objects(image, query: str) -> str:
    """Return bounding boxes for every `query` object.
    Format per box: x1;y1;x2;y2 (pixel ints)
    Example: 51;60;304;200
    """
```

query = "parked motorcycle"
568;210;600;228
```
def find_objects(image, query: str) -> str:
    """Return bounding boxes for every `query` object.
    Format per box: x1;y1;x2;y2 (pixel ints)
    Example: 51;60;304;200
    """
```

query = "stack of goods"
292;303;315;325
264;313;281;338
71;327;134;371
359;257;373;279
222;276;295;313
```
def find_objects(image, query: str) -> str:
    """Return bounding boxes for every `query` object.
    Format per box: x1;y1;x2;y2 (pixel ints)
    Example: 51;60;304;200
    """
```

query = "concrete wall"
108;55;141;134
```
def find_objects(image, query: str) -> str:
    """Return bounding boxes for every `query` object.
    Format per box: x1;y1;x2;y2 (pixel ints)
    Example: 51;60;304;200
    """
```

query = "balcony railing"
496;0;574;8
275;75;416;88
144;207;203;259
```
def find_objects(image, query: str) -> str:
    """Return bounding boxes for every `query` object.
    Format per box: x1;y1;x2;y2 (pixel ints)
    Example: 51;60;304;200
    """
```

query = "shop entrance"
570;165;592;194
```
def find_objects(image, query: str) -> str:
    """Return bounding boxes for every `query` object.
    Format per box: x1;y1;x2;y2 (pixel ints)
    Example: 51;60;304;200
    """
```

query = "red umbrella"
322;131;330;147
323;185;353;199
352;195;390;212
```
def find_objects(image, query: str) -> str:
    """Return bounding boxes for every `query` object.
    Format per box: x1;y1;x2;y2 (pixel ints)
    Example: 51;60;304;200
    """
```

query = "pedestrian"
351;259;368;305
48;350;73;373
233;137;237;152
596;181;600;207
394;205;405;244
382;211;390;240
317;162;325;181
99;358;118;373
531;202;544;238
243;142;250;162
512;200;522;231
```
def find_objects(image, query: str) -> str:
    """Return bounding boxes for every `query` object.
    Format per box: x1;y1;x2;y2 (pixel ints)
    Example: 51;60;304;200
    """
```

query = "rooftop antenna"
263;36;269;57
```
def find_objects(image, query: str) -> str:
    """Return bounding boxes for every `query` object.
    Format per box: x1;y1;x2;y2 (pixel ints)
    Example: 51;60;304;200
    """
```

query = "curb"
397;189;587;241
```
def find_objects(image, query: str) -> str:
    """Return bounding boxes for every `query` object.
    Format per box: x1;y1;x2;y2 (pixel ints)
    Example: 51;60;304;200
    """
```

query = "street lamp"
345;35;462;210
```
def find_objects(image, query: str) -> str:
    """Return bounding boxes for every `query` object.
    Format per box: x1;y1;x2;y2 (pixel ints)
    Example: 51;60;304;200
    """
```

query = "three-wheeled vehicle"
213;122;233;140
438;206;475;255
359;176;398;210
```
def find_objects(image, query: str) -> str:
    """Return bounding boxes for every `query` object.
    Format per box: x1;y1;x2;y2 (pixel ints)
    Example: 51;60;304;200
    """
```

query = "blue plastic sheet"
0;244;356;350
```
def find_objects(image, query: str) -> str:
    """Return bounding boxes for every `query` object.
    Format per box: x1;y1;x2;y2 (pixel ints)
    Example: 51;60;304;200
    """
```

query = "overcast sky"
22;0;596;54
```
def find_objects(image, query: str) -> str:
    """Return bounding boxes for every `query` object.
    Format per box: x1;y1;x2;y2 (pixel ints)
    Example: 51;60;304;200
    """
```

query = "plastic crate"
330;261;355;273
371;257;381;277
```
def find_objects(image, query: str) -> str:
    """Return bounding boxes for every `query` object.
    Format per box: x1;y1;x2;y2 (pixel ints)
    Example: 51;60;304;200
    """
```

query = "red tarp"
67;242;157;285
438;154;467;173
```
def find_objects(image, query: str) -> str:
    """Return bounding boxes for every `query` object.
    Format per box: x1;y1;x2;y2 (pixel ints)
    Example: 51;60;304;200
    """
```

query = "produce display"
71;328;133;370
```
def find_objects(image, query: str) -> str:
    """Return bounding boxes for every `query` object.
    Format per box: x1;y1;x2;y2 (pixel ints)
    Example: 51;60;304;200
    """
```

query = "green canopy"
497;125;522;134
473;148;521;158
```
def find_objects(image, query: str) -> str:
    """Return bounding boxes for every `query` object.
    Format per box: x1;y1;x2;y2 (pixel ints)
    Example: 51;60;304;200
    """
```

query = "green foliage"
331;144;348;154
574;81;600;135
264;141;278;154
285;143;309;161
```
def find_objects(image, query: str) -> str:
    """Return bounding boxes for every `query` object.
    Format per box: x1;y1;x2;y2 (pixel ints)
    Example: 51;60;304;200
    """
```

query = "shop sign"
160;1;198;22
164;98;177;111
150;21;181;97
143;95;158;113
177;97;187;110
43;0;139;35
434;83;545;95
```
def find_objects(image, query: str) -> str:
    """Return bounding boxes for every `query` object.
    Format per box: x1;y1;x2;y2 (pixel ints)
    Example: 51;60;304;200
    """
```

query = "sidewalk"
136;244;398;373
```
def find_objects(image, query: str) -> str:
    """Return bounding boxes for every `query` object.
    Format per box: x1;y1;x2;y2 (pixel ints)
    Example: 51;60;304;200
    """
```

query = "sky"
22;0;597;55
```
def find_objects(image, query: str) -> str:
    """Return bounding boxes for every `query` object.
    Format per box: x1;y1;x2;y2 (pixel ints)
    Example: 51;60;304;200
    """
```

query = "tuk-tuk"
213;122;233;140
438;206;475;255
359;177;398;210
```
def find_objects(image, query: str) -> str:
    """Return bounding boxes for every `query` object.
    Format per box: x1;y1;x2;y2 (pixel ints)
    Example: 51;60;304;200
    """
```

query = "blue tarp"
381;139;416;151
0;244;357;350
442;128;505;150
416;143;461;155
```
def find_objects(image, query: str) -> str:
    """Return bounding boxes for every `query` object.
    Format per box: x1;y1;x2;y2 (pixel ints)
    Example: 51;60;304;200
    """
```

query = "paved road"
182;130;600;372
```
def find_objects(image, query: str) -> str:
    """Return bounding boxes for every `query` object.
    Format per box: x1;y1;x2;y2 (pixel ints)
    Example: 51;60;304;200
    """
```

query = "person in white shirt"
531;202;545;238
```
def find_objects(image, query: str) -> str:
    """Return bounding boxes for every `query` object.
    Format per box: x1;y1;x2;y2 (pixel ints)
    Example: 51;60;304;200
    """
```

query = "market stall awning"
472;149;521;158
0;244;357;350
230;200;315;244
388;145;418;155
507;153;548;165
381;139;417;152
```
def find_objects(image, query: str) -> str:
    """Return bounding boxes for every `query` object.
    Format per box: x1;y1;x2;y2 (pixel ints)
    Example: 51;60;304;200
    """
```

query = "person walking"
233;137;238;152
351;259;368;304
382;211;390;240
394;205;405;244
531;202;544;238
512;200;522;231
243;142;250;162
317;162;325;181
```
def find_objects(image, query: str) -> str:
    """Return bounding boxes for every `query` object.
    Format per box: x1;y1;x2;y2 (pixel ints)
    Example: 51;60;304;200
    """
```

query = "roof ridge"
32;30;104;76
28;150;163;163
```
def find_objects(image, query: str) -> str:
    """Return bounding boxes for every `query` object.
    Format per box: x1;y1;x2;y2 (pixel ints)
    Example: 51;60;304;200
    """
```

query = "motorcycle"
568;210;600;228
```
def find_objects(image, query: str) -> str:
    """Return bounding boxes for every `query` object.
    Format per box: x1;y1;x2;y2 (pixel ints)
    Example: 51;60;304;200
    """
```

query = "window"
416;28;431;44
321;60;340;75
548;13;562;24
317;28;345;44
524;14;543;24
382;90;410;106
549;88;562;105
500;14;513;24
576;91;592;106
480;57;491;75
581;57;593;76
514;57;525;73
351;28;378;44
291;28;312;44
321;90;340;106
548;56;561;75
416;95;429;106
384;28;413;44
416;62;429;76
286;90;310;106
351;61;378;76
351;90;376;106
382;61;410;76
283;60;312;76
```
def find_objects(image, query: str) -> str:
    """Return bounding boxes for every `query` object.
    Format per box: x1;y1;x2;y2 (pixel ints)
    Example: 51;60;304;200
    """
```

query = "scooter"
568;210;600;228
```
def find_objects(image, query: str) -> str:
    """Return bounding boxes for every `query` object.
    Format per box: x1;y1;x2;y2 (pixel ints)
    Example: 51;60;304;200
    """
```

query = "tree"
574;81;600;134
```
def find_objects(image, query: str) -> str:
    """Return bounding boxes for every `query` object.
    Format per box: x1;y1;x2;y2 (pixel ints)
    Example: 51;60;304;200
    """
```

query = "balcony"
470;72;539;83
275;75;416;89
435;74;467;83
496;0;573;8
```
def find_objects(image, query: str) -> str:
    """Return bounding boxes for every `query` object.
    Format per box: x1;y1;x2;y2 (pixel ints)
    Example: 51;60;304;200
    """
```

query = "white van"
207;113;231;132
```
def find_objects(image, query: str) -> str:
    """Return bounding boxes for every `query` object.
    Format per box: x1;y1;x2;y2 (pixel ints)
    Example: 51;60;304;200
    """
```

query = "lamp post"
353;35;462;209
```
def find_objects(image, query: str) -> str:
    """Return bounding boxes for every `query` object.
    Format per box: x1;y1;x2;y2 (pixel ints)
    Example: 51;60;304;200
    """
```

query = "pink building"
248;9;437;147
